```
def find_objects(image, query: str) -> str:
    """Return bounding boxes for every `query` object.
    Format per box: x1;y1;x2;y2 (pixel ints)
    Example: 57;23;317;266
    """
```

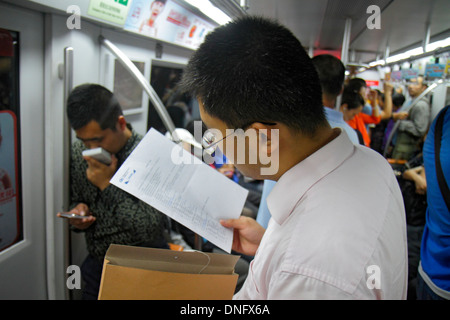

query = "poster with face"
124;0;216;49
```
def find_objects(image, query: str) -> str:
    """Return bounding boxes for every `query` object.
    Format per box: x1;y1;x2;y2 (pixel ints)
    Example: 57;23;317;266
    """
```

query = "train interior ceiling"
0;0;449;299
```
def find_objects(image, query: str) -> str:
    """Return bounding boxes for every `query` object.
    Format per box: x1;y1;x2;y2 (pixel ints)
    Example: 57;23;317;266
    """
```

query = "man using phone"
59;84;168;299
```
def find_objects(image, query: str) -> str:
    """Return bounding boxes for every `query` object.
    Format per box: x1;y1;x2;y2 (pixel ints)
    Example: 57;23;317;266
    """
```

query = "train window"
0;28;23;252
113;59;146;114
148;63;191;133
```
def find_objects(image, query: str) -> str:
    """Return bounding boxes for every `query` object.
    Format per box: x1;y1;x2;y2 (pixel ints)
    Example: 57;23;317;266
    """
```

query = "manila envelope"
98;244;240;300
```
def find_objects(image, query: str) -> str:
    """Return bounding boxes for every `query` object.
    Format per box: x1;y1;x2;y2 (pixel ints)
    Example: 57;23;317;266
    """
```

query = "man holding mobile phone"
59;84;168;299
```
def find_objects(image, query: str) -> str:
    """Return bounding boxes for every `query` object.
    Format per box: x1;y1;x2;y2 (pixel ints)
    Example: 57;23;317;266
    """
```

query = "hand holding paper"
110;129;248;253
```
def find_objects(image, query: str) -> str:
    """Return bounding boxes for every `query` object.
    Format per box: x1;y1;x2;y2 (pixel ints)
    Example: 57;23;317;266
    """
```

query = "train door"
0;4;47;299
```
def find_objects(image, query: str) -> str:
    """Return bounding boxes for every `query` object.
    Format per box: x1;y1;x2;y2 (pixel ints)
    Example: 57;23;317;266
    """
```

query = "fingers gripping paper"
110;129;248;253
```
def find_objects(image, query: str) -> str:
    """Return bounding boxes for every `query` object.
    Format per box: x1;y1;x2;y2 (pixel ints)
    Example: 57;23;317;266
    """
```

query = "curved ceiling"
244;0;450;64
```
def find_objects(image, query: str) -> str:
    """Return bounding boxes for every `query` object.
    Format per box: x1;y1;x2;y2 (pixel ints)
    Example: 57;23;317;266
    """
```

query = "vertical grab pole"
336;18;352;110
63;47;73;212
63;47;73;299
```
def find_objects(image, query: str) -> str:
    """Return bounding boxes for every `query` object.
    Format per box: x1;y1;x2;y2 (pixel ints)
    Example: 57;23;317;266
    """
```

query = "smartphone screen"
58;212;86;219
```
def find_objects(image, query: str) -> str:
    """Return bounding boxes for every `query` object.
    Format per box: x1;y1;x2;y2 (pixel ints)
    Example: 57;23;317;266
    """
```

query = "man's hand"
84;154;118;191
384;82;394;95
393;112;409;121
220;216;265;256
57;203;96;230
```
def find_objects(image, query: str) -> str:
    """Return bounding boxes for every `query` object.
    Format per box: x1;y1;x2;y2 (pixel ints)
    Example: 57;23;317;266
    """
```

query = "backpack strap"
434;106;450;212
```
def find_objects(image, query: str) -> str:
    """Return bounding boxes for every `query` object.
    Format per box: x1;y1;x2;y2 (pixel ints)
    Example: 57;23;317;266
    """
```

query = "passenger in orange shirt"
341;86;381;147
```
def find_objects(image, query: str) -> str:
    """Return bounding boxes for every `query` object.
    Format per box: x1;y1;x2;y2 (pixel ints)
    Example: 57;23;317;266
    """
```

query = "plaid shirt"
70;127;167;261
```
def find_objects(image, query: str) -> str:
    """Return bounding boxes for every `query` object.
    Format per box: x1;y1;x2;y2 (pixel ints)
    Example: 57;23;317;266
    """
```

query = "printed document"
110;129;249;253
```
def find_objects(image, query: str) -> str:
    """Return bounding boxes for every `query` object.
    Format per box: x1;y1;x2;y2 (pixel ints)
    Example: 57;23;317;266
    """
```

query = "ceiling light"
184;0;232;25
386;47;424;64
425;37;450;52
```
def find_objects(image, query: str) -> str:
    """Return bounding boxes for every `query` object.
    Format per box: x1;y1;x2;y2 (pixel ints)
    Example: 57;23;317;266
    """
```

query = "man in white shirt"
181;16;407;300
256;54;360;229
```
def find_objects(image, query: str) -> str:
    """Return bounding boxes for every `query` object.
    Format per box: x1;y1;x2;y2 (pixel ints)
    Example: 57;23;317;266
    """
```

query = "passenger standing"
181;16;408;299
417;105;450;300
339;87;366;145
382;93;407;156
370;83;394;153
312;54;360;144
391;76;430;161
60;84;168;300
345;79;382;147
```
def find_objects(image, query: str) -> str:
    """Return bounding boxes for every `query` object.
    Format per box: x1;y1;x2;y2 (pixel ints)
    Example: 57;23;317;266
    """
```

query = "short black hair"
346;78;367;94
180;16;326;136
67;84;123;131
311;54;345;97
342;86;365;110
392;93;406;108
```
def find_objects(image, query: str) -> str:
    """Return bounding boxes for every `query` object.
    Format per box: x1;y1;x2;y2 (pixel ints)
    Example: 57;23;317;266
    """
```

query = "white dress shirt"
234;130;408;300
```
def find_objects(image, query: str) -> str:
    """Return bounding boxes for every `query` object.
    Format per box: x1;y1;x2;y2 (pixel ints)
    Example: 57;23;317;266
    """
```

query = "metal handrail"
62;46;74;300
383;79;443;157
99;36;179;141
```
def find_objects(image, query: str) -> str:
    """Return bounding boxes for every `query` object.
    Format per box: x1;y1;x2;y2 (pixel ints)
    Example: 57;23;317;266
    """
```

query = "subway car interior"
0;0;449;301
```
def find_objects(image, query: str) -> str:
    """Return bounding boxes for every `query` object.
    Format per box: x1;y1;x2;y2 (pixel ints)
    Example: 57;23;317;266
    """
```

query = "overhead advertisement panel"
88;0;133;25
123;0;217;49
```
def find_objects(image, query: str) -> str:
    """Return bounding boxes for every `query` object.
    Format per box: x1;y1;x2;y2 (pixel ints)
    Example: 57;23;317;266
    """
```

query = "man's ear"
249;122;280;156
117;115;127;131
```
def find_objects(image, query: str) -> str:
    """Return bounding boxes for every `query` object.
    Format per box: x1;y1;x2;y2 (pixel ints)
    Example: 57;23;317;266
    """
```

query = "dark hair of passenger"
180;16;326;137
392;93;406;108
67;84;123;131
341;86;365;110
346;78;367;94
311;54;345;97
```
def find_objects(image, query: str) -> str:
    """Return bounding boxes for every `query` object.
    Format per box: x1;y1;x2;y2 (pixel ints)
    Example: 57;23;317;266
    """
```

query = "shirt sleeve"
99;184;167;245
359;112;381;125
266;271;356;300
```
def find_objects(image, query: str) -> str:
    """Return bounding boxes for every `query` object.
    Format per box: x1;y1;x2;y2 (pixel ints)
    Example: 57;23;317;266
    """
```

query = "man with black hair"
312;54;359;144
255;54;359;230
392;76;430;161
60;84;167;299
181;16;407;299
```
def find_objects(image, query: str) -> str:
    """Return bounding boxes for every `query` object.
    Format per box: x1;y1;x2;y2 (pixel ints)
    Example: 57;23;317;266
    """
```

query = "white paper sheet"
110;129;249;253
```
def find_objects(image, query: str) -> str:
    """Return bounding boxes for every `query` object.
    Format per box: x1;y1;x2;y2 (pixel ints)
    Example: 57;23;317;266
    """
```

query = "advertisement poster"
401;69;420;80
425;63;445;78
88;0;133;26
124;0;217;49
0;111;20;251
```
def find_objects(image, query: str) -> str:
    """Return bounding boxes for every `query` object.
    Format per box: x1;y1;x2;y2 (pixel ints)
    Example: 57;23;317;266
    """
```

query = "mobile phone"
82;147;112;165
58;212;86;219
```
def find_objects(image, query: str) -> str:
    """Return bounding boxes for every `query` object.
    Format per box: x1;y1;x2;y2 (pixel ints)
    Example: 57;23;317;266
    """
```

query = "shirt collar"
324;107;344;123
267;129;355;225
